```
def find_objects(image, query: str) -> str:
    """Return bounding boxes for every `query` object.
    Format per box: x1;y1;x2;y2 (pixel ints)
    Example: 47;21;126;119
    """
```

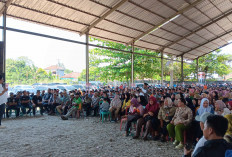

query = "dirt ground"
0;115;183;157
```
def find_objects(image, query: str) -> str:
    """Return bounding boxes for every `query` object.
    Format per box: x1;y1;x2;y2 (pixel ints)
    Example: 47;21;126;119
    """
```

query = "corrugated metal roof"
1;0;232;59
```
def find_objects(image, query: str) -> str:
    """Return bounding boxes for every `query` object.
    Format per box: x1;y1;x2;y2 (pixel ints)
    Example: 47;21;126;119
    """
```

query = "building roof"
61;72;81;79
44;65;64;70
1;0;232;60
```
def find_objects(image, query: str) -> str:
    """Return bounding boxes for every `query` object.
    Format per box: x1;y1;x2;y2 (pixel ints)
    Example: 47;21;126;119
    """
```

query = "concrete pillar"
131;43;134;88
86;32;89;88
161;52;164;86
181;55;184;82
196;58;199;81
170;56;174;87
1;6;6;79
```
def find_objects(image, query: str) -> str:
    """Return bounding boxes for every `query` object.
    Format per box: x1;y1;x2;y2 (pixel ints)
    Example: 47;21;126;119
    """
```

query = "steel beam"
80;0;128;35
0;0;13;15
178;28;232;57
164;9;232;49
128;0;204;45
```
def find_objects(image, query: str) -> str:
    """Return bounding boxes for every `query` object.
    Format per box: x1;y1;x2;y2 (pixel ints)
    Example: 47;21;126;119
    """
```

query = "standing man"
0;75;8;129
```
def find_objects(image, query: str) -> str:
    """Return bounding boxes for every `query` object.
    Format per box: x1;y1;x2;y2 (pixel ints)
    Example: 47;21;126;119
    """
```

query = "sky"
4;17;88;73
1;17;232;73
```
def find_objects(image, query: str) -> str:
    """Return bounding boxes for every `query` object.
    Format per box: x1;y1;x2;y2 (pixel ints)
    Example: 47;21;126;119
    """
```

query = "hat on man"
195;112;212;123
70;93;74;96
144;83;148;86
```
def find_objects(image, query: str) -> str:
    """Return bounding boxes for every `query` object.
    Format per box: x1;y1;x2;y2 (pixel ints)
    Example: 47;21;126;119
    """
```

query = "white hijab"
197;98;212;116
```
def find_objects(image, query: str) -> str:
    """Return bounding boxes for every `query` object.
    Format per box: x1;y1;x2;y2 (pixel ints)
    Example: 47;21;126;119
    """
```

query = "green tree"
190;50;232;79
89;38;162;83
88;38;232;82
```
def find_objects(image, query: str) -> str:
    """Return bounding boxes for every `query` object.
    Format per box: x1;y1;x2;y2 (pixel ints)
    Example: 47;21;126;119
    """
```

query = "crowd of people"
1;75;232;156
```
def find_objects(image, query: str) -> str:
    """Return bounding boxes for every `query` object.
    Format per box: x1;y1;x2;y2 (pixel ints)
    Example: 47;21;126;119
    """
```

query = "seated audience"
214;100;231;116
20;90;32;115
158;97;176;142
61;93;82;120
91;92;100;116
6;92;20;118
100;98;110;113
125;98;144;137
121;93;131;116
48;93;61;115
167;95;193;149
192;112;212;155
42;88;52;113
196;98;214;116
31;90;43;116
185;115;232;157
109;94;122;122
56;90;70;115
82;93;92;116
224;114;232;144
133;96;159;141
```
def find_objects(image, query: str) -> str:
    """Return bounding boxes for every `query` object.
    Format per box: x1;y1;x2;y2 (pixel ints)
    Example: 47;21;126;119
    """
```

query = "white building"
44;65;65;78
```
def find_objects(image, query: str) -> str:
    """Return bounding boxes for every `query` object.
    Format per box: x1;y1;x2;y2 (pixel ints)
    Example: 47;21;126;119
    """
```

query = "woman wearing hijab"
158;97;176;142
109;94;122;122
133;96;159;140
124;98;144;137
196;98;214;116
224;114;232;144
214;100;231;116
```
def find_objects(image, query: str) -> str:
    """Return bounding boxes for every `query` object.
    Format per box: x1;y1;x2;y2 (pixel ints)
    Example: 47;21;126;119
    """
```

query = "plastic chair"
8;109;19;117
100;111;111;123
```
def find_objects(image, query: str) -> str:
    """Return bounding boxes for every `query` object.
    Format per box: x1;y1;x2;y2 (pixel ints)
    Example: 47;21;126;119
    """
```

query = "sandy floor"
0;115;183;157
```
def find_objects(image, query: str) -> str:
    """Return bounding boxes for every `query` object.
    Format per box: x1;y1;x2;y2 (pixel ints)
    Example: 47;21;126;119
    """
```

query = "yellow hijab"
225;114;232;135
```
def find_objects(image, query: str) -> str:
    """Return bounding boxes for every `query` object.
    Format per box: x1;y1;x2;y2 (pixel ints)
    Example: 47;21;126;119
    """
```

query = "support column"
1;6;7;79
181;55;184;82
170;56;174;87
196;58;199;81
86;32;89;89
131;43;134;88
161;52;164;86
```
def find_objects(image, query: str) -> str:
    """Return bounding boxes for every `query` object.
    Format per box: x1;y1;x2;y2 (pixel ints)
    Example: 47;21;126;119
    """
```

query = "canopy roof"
1;0;232;59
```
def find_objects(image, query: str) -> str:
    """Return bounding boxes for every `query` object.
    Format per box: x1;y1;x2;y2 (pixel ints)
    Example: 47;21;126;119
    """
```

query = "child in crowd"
100;98;110;112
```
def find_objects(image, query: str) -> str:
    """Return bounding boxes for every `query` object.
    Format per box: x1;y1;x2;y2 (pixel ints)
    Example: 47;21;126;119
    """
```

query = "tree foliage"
6;57;72;85
86;38;232;82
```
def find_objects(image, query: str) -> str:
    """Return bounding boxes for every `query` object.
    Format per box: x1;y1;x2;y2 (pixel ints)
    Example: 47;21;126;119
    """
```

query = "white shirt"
0;84;7;104
192;136;207;155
